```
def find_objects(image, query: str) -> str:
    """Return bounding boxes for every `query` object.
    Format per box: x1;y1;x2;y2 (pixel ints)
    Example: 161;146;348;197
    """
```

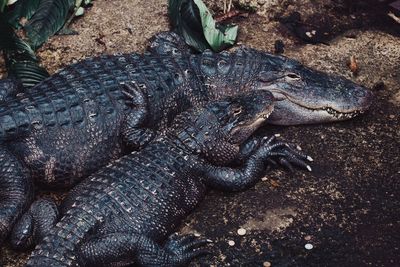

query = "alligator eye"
232;106;242;116
286;73;301;80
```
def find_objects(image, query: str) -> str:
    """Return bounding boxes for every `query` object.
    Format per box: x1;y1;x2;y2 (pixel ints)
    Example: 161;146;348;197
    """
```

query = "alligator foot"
163;233;211;265
198;135;312;192
78;232;209;266
10;198;59;250
260;136;313;172
0;78;23;102
121;82;156;149
234;135;312;172
0;147;33;245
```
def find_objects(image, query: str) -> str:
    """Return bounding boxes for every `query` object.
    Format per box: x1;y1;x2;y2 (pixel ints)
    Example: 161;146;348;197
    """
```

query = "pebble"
261;177;268;181
389;114;395;119
305;243;313;250
263;261;272;267
257;0;266;5
194;232;201;237
228;240;235;246
304;235;312;241
237;228;247;236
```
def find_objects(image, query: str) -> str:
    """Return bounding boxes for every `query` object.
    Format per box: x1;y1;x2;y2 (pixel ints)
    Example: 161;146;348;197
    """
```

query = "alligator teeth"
324;107;362;119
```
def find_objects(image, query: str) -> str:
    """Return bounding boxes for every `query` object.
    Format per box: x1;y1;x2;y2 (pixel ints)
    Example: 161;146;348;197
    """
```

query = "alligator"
26;88;311;267
0;31;373;247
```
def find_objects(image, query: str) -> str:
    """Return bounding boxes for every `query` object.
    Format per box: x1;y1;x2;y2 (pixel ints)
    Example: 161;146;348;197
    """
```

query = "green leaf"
0;16;49;87
74;6;84;16
168;0;210;52
4;0;41;28
7;61;49;87
193;0;237;52
168;0;238;52
0;0;7;12
24;0;74;49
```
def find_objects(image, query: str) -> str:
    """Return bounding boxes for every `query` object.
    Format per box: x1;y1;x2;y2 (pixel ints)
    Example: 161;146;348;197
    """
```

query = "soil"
0;0;399;266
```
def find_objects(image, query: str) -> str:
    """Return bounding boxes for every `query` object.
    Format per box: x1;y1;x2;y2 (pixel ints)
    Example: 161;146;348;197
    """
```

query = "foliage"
168;0;238;52
0;0;92;87
0;15;49;87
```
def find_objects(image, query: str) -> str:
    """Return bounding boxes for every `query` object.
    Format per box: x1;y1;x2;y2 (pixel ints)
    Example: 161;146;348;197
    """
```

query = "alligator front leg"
234;136;312;171
121;82;156;150
0;147;34;244
78;232;209;266
10;198;59;250
0;78;23;102
199;137;312;191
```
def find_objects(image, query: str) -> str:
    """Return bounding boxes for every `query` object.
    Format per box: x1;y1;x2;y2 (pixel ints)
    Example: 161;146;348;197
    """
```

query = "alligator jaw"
265;89;373;125
229;104;274;144
266;95;370;125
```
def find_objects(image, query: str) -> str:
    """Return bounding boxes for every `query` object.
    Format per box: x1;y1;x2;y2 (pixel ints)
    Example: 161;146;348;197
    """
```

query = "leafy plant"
168;0;238;52
0;0;92;87
5;0;41;28
0;15;49;87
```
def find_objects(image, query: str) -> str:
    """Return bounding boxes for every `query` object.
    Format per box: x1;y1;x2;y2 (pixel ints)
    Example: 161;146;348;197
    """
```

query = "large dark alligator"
26;88;311;267
0;32;372;247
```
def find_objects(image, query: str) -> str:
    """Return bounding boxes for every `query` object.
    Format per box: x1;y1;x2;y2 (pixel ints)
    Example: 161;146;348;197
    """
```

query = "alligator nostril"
287;73;301;79
354;86;370;98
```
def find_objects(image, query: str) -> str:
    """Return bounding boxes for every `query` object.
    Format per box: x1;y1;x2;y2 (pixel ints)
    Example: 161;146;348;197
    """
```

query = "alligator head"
255;54;373;125
172;90;274;165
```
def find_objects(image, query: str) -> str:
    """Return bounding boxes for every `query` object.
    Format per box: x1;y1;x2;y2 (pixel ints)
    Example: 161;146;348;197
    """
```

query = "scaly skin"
0;32;372;246
26;89;311;267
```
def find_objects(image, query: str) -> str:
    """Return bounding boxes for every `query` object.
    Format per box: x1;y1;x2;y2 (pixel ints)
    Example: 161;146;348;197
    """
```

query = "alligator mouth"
323;107;365;119
229;105;274;144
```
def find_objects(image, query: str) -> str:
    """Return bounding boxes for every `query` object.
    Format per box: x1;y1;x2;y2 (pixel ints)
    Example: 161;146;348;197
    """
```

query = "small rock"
257;0;266;5
237;228;246;236
263;261;272;267
305;243;313;250
389;114;395;119
228;240;235;246
274;40;285;54
372;81;385;91
304;235;312;241
194;232;201;237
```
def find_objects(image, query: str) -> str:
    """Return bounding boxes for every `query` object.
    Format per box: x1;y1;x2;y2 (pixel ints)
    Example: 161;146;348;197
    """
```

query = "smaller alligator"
26;86;311;267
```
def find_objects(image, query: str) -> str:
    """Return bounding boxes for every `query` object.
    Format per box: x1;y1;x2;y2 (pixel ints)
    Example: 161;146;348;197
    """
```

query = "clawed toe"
165;234;211;265
260;136;313;172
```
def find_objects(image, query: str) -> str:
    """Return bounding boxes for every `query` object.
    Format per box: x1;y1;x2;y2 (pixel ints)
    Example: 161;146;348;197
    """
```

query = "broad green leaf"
168;0;210;52
4;0;41;28
7;61;49;87
0;0;7;12
24;0;75;49
168;0;238;52
0;16;49;87
193;0;237;52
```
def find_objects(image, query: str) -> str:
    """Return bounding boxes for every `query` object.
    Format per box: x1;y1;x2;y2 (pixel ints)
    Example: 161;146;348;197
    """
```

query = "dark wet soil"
0;0;399;266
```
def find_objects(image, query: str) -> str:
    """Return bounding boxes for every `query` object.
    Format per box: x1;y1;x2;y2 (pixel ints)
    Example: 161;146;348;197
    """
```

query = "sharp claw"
307;156;314;162
182;239;209;252
307;165;312;172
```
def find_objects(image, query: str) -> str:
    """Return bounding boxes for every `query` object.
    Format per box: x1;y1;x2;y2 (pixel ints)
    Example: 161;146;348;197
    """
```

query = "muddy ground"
0;0;399;266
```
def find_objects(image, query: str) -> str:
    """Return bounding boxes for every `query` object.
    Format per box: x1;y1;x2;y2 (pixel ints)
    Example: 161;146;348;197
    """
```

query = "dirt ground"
0;0;399;266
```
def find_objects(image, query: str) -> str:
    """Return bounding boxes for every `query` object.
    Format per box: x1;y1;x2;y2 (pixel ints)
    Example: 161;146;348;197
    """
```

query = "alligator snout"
355;85;374;111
